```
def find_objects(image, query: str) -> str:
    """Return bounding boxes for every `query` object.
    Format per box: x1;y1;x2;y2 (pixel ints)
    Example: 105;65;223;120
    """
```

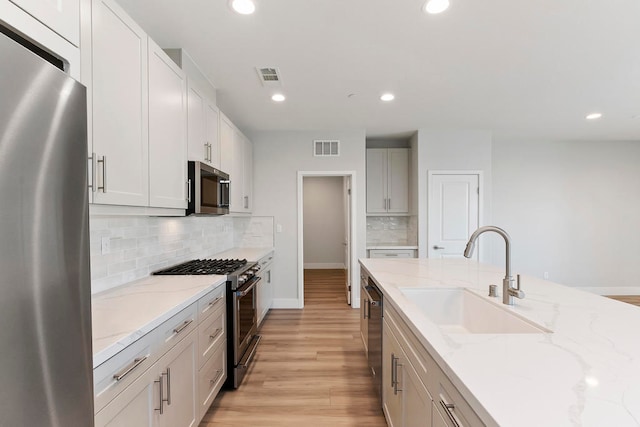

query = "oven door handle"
236;277;261;298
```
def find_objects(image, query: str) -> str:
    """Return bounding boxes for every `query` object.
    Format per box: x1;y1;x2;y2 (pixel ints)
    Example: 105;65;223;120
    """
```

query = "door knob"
433;246;445;250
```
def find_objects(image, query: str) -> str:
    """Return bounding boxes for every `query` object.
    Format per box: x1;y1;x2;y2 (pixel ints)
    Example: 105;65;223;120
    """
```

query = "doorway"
297;171;356;308
427;171;483;259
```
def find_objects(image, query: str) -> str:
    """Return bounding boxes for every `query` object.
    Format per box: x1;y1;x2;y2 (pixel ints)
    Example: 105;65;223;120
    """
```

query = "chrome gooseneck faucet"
463;226;525;305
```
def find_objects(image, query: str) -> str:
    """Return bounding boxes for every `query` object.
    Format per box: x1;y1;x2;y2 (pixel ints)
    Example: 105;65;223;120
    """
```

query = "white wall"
303;176;345;268
417;130;493;259
492;139;640;291
250;130;366;307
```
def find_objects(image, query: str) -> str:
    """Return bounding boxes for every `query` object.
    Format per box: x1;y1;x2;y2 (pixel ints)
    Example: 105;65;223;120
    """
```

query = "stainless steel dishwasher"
364;278;383;402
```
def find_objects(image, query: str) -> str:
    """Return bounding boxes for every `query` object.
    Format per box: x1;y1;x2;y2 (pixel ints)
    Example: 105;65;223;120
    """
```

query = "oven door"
233;275;260;364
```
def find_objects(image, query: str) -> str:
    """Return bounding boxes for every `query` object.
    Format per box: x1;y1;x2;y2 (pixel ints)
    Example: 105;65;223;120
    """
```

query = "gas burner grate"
153;258;248;275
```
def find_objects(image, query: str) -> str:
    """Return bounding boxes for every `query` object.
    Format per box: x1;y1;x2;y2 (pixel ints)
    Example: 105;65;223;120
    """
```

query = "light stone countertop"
359;257;640;427
92;274;226;368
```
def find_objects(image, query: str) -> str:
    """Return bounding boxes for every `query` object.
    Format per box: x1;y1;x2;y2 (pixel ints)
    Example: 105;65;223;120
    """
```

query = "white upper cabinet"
187;84;219;168
10;0;80;46
204;102;220;168
148;38;187;209
219;112;233;175
90;0;149;207
366;148;409;214
243;135;253;212
219;111;252;213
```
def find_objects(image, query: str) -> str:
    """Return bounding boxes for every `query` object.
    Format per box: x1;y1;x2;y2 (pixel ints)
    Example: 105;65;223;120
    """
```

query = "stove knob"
238;274;248;284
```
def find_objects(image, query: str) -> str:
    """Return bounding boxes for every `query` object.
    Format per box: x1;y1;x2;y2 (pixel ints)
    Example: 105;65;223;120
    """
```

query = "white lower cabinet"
95;330;196;427
256;252;274;327
95;286;227;426
381;303;485;427
382;320;432;427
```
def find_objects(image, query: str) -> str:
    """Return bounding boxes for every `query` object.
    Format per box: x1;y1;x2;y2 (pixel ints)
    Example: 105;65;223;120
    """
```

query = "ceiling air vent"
256;67;282;86
314;140;340;157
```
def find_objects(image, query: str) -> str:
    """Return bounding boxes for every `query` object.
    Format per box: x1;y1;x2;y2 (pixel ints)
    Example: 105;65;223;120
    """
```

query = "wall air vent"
314;140;340;157
256;67;282;86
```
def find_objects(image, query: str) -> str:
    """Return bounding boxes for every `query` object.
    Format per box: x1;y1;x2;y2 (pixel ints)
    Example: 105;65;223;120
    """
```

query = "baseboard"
576;286;640;296
272;298;303;309
303;263;346;269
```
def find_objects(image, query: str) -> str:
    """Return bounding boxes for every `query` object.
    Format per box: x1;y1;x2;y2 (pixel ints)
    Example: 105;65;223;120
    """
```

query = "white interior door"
343;176;352;305
428;173;480;259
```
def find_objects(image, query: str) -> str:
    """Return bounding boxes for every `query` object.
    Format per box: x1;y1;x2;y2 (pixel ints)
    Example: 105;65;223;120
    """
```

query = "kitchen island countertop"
360;257;640;426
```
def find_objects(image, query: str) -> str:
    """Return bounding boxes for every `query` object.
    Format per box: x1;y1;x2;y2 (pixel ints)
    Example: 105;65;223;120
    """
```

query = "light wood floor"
200;269;387;427
606;295;640;307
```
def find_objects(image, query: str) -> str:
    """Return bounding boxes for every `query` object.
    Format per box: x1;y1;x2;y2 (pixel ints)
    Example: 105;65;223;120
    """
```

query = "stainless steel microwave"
187;161;230;215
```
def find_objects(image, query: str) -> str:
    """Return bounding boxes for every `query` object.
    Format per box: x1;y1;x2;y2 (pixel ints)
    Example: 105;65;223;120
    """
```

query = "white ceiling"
116;0;640;140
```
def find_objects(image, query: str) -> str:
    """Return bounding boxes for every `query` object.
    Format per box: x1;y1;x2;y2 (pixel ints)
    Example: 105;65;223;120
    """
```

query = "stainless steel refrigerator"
0;27;94;426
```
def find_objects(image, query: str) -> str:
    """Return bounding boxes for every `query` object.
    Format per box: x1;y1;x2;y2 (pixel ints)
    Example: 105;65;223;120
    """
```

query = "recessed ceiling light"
585;112;602;120
231;0;255;15
271;94;285;102
424;0;450;14
380;93;395;102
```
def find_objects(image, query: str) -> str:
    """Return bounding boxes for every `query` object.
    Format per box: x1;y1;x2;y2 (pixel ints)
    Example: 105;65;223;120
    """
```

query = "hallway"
201;269;387;426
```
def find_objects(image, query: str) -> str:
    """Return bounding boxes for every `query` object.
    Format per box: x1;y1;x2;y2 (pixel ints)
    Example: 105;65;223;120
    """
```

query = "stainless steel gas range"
154;258;261;388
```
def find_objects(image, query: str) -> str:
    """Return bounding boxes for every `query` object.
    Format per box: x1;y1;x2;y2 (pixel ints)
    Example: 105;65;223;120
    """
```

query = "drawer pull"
173;319;193;335
112;356;148;382
209;328;223;341
210;369;223;386
207;296;223;307
439;400;461;427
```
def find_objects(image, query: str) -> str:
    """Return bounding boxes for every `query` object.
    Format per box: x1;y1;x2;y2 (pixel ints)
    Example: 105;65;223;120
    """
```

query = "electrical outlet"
276;224;283;233
543;272;549;280
101;237;110;254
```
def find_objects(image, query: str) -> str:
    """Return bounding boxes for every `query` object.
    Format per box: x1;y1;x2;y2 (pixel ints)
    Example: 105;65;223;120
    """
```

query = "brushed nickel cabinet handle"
439;400;460;427
209;328;223;341
208;296;223;307
210;369;223;386
164;368;171;405
187;179;191;202
97;155;107;192
173;319;193;335
112;356;148;381
155;375;164;414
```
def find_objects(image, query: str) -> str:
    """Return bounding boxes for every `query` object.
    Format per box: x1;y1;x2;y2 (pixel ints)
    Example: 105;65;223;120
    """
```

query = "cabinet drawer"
434;372;485;427
197;344;226;420
157;303;198;352
94;303;197;413
369;249;416;258
197;285;225;322
93;332;155;413
198;305;225;368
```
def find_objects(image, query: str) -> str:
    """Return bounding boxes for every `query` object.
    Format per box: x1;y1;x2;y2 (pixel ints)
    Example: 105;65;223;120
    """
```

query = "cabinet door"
94;359;159;427
219;113;233;175
432;402;450;427
148;39;187;209
187;85;206;163
366;149;387;213
257;267;272;326
403;357;433;427
91;0;148;206
382;322;403;427
387;148;409;213
243;136;253;212
157;332;198;427
10;0;80;46
230;128;245;212
205;103;220;168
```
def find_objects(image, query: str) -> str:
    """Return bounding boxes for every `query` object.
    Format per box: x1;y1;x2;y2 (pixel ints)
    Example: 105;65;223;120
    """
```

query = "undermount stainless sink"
399;288;551;334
